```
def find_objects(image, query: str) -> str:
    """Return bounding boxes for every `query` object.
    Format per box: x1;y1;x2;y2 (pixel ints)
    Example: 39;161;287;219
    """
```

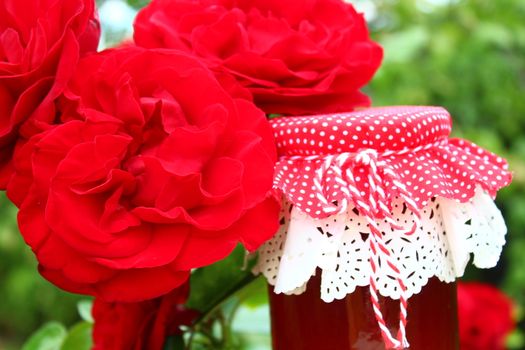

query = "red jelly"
269;275;459;350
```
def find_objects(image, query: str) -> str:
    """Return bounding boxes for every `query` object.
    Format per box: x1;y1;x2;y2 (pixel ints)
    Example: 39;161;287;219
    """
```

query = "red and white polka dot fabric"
271;106;511;219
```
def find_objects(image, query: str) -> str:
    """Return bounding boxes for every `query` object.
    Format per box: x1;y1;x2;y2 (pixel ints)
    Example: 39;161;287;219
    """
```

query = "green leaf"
506;329;525;349
163;335;185;350
77;300;94;323
187;245;256;315
125;0;150;9
22;322;67;350
60;322;93;350
236;276;268;309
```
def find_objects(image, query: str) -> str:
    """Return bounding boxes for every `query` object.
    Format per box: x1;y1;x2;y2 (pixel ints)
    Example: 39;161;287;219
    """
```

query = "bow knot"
313;148;422;349
355;148;379;167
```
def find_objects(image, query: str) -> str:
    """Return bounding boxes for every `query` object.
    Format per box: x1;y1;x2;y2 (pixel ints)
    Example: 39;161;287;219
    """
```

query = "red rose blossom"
133;0;383;116
7;46;280;302
0;0;100;188
457;282;516;350
92;282;198;350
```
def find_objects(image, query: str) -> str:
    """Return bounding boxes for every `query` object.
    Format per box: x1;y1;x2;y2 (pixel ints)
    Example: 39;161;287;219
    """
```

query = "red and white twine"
281;143;445;349
355;150;414;348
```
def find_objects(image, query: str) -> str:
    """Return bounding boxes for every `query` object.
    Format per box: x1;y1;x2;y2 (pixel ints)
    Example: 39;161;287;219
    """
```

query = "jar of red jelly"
254;106;511;349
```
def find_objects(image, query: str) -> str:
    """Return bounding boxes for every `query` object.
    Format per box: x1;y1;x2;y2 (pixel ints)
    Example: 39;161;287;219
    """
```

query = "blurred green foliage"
367;0;525;305
1;0;524;349
0;195;85;350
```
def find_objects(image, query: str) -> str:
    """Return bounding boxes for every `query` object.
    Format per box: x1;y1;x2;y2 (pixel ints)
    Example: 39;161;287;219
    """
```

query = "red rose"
457;282;516;350
0;0;100;188
92;282;198;350
133;0;382;116
7;47;280;302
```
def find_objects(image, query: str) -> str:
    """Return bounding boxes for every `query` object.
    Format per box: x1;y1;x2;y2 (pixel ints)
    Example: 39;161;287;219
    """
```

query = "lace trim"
253;187;506;302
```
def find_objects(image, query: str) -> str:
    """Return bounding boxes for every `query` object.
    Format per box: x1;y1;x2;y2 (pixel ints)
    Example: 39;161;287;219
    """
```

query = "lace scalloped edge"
253;187;506;301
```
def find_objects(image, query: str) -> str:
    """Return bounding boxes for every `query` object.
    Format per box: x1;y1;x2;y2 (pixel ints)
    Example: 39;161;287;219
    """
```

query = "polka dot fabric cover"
271;106;511;218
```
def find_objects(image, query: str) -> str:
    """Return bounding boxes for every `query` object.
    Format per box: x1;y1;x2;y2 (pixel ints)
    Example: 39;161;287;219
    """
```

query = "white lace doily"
253;187;506;302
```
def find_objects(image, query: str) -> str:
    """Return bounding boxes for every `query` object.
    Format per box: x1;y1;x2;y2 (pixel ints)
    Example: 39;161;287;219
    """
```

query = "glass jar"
269;274;459;350
257;106;510;350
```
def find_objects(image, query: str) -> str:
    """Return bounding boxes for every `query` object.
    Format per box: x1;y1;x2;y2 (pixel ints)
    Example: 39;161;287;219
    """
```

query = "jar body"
269;275;459;350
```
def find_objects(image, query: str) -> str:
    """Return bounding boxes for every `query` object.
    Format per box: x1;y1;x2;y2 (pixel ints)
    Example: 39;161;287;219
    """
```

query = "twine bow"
313;148;422;349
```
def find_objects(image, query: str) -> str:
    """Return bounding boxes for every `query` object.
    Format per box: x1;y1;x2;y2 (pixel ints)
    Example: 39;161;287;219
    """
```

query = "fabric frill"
254;106;511;300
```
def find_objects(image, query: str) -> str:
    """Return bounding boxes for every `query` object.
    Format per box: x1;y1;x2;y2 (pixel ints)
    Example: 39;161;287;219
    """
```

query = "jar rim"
270;106;452;156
